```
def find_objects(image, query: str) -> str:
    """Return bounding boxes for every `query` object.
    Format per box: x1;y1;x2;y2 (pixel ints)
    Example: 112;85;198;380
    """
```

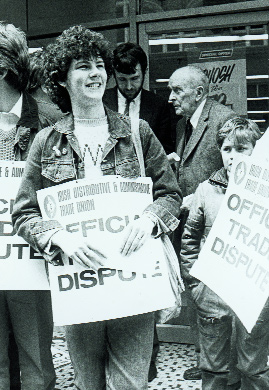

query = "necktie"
124;100;130;116
185;118;193;145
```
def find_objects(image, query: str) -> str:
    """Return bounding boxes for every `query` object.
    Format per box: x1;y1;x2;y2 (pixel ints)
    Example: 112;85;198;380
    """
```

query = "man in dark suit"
103;42;174;154
104;42;174;382
168;65;236;382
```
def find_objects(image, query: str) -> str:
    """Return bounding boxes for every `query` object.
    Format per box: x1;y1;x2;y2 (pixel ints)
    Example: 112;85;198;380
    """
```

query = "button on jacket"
12;108;182;263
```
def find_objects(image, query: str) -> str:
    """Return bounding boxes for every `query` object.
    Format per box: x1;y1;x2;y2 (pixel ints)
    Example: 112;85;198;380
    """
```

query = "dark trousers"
9;331;21;389
0;290;55;390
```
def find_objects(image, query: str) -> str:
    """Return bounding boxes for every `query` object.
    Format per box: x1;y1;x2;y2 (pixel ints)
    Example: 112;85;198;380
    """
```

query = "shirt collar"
190;98;206;129
117;89;142;106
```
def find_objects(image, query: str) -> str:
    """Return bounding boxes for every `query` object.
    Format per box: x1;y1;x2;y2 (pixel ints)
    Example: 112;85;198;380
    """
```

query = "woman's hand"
120;215;155;257
51;230;107;271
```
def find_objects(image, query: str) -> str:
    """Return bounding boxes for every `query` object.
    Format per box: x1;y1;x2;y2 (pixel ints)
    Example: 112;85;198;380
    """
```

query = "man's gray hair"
178;65;209;95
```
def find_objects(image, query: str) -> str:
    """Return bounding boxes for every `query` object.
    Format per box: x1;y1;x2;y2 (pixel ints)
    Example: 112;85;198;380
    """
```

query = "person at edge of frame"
181;117;268;390
0;22;55;390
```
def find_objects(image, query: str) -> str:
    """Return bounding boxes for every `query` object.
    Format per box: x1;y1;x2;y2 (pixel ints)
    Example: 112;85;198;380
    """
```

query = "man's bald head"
168;65;209;117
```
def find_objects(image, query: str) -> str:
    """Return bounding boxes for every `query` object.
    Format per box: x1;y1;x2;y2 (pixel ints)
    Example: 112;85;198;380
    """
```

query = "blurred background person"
104;43;176;380
103;42;174;155
28;49;63;127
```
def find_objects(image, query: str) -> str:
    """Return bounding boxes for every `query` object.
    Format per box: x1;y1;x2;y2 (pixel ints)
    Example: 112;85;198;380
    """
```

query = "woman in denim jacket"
12;26;182;390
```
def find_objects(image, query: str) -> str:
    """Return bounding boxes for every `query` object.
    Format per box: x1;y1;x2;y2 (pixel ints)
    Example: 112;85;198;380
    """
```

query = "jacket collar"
182;97;214;160
208;167;228;188
53;106;131;139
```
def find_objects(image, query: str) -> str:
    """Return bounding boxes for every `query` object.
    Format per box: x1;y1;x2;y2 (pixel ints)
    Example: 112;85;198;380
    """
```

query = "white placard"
37;176;175;325
0;161;49;290
190;155;269;332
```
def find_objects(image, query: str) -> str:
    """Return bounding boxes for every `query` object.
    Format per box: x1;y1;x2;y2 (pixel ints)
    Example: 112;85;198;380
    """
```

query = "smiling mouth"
86;83;102;88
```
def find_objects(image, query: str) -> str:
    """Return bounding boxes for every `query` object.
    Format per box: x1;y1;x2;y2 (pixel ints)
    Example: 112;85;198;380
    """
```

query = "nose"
168;91;175;102
89;64;100;78
229;148;238;161
126;79;132;90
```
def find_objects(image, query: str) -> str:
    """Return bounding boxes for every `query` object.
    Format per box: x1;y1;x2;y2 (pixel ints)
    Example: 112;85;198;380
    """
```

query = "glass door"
140;21;269;132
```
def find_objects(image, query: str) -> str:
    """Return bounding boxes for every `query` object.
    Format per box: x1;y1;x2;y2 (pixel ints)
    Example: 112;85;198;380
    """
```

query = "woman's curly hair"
44;25;113;112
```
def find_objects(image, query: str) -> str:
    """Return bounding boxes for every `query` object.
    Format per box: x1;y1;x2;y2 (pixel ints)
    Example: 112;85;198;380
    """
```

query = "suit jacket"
103;86;174;153
176;97;236;197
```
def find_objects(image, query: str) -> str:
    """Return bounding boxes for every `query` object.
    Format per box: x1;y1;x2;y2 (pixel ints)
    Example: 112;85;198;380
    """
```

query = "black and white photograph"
0;1;268;389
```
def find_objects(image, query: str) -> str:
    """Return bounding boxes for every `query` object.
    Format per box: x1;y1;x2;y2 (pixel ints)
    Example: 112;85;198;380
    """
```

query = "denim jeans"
235;297;269;390
65;312;155;390
0;290;55;390
193;283;240;390
198;315;236;390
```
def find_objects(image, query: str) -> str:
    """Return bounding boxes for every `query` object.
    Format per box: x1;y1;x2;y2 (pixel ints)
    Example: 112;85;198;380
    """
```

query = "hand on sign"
51;230;107;271
120;214;155;257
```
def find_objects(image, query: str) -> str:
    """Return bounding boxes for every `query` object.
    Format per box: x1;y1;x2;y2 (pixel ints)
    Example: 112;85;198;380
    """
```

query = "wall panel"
0;0;27;30
28;0;118;35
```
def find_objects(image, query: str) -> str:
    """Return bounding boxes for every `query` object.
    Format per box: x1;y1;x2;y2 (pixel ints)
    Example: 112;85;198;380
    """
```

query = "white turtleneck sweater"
73;116;109;179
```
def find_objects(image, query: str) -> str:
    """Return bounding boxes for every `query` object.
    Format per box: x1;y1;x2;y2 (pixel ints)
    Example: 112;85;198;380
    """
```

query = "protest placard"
0;161;49;290
190;154;269;332
37;176;176;325
252;128;269;162
191;56;247;116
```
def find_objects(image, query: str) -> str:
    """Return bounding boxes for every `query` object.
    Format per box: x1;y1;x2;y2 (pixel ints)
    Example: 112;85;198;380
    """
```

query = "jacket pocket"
41;159;76;183
116;157;141;178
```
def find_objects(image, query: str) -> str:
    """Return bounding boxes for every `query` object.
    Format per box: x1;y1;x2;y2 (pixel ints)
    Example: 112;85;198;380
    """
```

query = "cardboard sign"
37;176;175;325
190;155;269;332
192;58;247;116
0;161;49;290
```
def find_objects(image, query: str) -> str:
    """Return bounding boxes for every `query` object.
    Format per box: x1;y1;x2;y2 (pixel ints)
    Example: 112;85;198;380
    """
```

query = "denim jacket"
12;108;182;263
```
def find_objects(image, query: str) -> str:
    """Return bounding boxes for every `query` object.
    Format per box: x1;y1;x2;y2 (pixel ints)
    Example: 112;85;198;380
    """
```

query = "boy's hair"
28;50;46;94
0;22;29;92
216;117;262;148
44;25;113;113
113;42;147;75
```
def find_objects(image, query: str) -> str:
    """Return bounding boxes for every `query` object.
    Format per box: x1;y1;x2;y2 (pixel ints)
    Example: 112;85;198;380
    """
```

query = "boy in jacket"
181;117;269;390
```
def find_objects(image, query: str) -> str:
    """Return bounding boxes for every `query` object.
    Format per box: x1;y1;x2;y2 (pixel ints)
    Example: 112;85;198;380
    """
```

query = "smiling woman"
12;25;182;390
59;56;107;117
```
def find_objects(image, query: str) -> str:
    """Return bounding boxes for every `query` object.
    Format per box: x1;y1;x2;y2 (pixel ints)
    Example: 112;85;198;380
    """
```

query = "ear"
0;69;8;80
196;85;204;102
